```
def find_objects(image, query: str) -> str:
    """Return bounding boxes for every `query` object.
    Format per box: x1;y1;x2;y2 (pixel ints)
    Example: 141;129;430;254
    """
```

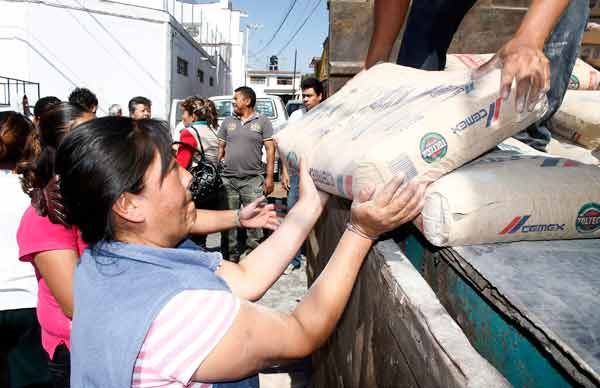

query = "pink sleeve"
132;290;240;387
17;206;80;262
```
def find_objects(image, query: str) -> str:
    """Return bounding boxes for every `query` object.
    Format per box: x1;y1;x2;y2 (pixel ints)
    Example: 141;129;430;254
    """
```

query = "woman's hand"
239;197;280;231
297;158;329;213
350;175;426;239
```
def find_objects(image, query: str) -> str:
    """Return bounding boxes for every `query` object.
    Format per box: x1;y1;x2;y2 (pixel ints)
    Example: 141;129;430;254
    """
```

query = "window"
250;76;266;85
177;57;188;76
255;99;275;118
197;69;204;83
213;100;232;118
277;77;292;85
209;77;214;87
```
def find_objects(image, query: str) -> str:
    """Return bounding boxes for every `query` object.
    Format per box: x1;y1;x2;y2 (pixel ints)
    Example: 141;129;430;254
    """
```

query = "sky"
231;0;328;74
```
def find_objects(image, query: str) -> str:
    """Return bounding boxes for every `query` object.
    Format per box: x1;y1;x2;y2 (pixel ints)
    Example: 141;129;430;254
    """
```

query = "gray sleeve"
217;120;228;141
262;117;274;140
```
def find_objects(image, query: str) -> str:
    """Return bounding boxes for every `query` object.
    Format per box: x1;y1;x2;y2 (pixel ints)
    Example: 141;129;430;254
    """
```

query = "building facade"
246;70;302;103
0;0;244;119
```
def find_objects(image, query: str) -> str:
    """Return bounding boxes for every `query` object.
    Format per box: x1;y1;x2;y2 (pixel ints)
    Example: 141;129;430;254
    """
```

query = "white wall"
0;0;224;119
247;73;302;97
174;0;245;94
0;0;171;117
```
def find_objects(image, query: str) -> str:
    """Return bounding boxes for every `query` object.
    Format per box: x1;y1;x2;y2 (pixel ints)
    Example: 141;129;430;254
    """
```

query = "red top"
175;128;198;169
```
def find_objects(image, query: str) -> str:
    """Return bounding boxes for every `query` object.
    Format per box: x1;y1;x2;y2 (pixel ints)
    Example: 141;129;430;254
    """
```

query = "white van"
169;95;288;176
169;94;288;140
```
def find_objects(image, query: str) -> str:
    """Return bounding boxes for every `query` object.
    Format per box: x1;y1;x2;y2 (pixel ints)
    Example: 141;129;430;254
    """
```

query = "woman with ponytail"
0;111;52;388
176;96;223;248
16;102;94;388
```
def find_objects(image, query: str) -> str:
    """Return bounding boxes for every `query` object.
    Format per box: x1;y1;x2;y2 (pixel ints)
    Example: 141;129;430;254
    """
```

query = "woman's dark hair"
20;102;87;213
56;117;173;245
33;96;61;120
206;99;219;130
0;111;37;173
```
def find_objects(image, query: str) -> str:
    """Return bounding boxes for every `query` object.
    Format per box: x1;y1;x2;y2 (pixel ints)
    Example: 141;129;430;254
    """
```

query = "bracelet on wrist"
346;222;379;241
234;209;242;227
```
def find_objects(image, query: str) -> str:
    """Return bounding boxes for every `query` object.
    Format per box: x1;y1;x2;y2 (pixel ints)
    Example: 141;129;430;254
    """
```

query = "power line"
276;0;322;57
254;0;298;55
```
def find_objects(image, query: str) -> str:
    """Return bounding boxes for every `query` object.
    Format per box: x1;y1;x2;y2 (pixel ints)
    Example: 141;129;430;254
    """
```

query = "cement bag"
446;54;600;90
275;63;547;199
550;90;600;150
419;150;600;246
569;59;600;90
546;136;600;166
445;54;493;71
499;136;600;165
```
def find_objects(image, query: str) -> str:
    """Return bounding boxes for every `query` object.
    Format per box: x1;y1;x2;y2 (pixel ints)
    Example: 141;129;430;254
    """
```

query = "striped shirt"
132;290;240;388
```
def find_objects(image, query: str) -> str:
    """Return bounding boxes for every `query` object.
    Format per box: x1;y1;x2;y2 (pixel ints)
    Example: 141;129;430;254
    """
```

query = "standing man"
365;0;589;151
128;96;152;119
280;77;324;272
218;86;275;261
68;87;98;115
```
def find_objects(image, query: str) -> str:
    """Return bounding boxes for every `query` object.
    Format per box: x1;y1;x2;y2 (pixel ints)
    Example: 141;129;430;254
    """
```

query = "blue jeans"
397;0;589;151
287;174;302;268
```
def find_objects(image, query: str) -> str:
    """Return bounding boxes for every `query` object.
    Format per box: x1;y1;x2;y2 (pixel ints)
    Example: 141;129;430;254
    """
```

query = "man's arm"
364;0;411;69
264;140;275;195
476;0;569;111
218;140;226;162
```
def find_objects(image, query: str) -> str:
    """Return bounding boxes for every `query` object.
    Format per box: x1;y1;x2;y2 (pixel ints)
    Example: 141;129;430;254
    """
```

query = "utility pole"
244;23;263;86
292;48;297;98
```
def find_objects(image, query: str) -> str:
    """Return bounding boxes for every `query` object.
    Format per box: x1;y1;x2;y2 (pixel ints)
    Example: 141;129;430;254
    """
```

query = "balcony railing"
0;76;40;110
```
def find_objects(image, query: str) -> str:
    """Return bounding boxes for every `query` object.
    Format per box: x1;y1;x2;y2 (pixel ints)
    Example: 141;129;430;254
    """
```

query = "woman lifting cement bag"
275;63;547;199
54;117;425;387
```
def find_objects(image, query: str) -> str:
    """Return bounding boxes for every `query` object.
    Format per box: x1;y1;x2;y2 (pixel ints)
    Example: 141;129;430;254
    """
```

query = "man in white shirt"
281;78;324;272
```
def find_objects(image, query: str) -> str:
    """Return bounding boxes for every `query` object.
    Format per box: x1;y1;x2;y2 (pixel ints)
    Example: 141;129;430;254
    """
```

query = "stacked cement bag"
568;59;600;90
419;147;600;246
275;63;547;199
445;54;492;71
550;90;600;151
446;54;600;90
546;136;600;165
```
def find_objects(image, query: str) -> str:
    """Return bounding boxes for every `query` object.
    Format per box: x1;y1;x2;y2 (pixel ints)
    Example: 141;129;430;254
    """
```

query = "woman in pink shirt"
16;102;94;388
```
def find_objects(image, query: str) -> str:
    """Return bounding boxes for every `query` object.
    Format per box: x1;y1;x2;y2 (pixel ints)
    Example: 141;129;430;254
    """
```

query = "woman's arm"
194;174;425;382
216;160;327;301
33;249;79;318
189;198;279;236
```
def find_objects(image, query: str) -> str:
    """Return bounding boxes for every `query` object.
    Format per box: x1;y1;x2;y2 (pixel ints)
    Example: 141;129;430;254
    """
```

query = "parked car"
285;99;304;117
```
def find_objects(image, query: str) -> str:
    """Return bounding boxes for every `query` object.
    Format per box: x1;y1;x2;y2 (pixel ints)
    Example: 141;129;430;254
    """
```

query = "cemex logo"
336;175;353;198
450;98;502;133
499;215;565;235
576;203;600;233
485;98;502;127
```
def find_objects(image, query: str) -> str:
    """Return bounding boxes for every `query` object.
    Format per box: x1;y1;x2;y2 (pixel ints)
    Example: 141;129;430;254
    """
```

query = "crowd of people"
0;76;423;388
0;0;584;383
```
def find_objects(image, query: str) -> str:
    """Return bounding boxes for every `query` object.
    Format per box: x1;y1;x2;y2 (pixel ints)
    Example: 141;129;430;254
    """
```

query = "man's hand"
239;196;280;230
475;38;550;113
280;167;290;192
264;176;274;196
